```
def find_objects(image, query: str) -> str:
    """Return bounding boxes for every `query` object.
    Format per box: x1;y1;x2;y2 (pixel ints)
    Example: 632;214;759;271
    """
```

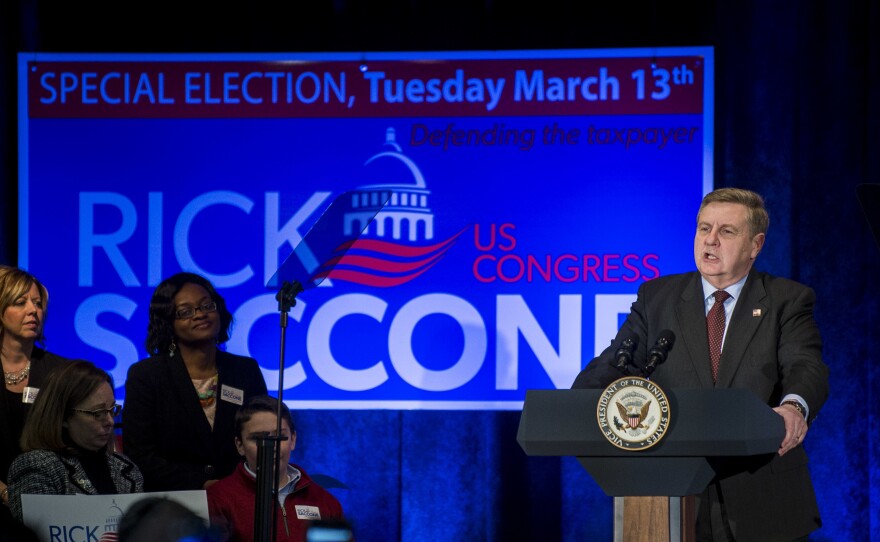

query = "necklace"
195;373;219;407
4;361;31;386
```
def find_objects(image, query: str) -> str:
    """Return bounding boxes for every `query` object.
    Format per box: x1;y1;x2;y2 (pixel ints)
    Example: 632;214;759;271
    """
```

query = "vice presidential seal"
596;376;670;450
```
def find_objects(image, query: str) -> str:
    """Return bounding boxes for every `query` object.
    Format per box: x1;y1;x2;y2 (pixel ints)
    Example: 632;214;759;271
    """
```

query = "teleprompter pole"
253;280;303;542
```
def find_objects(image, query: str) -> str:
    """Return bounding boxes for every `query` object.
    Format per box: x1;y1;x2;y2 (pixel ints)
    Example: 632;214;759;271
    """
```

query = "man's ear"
289;431;297;452
234;437;245;457
751;232;766;259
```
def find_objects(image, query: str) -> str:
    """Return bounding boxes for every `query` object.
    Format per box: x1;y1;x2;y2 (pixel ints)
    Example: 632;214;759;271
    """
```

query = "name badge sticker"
295;505;321;520
22;387;39;404
220;385;244;405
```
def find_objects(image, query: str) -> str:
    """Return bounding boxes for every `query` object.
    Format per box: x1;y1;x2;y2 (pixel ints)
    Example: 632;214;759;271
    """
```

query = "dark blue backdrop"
2;1;878;541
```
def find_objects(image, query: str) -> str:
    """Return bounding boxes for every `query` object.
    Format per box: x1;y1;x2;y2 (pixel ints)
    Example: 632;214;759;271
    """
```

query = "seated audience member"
207;395;349;542
124;272;267;491
7;360;143;521
118;496;223;542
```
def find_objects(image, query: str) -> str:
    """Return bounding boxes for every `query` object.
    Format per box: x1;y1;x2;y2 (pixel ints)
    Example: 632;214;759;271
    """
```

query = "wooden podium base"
613;496;696;542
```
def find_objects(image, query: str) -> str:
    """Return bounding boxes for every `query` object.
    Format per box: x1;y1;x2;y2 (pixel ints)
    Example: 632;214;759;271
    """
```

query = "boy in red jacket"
207;395;350;542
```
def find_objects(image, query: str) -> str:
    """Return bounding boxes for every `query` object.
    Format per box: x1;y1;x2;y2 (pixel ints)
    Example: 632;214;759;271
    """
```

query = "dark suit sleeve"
777;285;828;420
248;357;268;397
572;282;651;389
122;360;208;490
570;344;621;389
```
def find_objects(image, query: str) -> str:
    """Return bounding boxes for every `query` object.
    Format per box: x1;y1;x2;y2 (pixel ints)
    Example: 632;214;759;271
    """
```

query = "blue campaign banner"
18;48;713;409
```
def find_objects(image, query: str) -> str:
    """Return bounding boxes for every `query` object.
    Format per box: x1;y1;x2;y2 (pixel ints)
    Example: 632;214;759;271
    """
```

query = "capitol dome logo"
98;499;124;541
314;127;466;287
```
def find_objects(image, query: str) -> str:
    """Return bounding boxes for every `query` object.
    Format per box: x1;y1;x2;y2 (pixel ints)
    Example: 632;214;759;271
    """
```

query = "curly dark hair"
144;272;233;355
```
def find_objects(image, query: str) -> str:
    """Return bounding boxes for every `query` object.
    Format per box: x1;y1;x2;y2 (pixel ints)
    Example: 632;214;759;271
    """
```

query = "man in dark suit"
572;188;828;542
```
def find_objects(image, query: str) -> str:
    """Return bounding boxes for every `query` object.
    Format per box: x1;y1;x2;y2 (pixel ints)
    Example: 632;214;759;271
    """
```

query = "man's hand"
773;403;808;456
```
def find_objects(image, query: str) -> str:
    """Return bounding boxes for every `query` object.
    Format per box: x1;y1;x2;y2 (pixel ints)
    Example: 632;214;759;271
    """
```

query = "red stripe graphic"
314;227;468;287
336;232;464;257
323;250;447;273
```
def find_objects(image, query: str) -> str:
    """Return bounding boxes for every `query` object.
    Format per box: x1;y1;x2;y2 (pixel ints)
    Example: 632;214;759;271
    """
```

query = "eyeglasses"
175;301;218;320
72;404;122;420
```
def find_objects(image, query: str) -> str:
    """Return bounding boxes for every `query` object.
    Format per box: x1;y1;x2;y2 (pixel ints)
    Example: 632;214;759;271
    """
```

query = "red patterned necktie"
707;290;731;383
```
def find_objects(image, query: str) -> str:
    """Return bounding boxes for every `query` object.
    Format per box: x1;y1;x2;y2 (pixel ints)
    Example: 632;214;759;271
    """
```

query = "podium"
517;388;784;542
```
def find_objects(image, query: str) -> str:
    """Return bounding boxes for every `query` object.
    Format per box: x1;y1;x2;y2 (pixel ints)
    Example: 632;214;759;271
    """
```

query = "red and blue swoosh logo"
313;227;469;288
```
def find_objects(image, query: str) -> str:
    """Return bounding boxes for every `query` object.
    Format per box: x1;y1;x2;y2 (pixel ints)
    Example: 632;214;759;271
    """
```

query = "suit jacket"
122;349;267;491
572;269;829;542
7;449;143;521
0;349;71;482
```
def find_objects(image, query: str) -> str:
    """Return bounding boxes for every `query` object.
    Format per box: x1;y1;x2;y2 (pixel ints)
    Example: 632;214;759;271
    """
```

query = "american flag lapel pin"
752;308;762;317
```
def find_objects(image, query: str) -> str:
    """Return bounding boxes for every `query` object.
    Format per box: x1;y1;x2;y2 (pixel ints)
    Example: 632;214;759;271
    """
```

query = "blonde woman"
0;266;71;506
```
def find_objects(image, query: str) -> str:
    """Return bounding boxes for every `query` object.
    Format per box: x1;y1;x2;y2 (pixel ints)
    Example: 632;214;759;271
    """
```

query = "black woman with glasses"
123;272;267;492
7;360;143;521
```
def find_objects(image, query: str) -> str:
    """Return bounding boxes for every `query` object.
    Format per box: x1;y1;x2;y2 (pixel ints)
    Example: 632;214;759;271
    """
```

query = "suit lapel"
715;270;767;387
62;455;97;495
212;352;235;443
675;273;715;388
166;354;214;451
110;454;141;493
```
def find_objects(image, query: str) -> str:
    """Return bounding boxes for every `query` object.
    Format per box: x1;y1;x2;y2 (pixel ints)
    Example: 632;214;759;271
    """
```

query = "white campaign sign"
21;490;208;542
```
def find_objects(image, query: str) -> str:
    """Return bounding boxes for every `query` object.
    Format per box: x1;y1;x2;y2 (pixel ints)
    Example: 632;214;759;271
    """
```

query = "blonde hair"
0;266;50;344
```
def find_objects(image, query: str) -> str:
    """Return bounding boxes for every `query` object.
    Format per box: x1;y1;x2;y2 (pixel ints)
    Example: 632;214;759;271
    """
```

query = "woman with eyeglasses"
123;272;267;491
0;265;72;508
6;360;143;521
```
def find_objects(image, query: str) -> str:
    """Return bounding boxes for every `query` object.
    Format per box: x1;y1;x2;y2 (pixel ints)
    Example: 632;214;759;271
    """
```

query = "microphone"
612;332;639;375
644;330;676;378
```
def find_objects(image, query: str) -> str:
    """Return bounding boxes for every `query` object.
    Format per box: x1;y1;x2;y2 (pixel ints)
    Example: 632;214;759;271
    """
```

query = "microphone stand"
251;190;388;542
643;333;674;380
254;280;303;542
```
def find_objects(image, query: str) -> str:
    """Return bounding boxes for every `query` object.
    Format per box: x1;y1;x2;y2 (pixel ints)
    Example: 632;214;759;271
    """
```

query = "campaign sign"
18;48;712;409
21;490;208;542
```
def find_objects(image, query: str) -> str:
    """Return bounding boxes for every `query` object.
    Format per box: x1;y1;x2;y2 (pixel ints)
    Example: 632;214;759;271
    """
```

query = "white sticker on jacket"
22;387;39;404
295;505;321;520
219;385;244;405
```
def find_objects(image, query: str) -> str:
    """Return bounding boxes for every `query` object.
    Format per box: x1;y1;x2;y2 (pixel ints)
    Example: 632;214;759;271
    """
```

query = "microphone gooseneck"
644;330;676;379
613;333;639;375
